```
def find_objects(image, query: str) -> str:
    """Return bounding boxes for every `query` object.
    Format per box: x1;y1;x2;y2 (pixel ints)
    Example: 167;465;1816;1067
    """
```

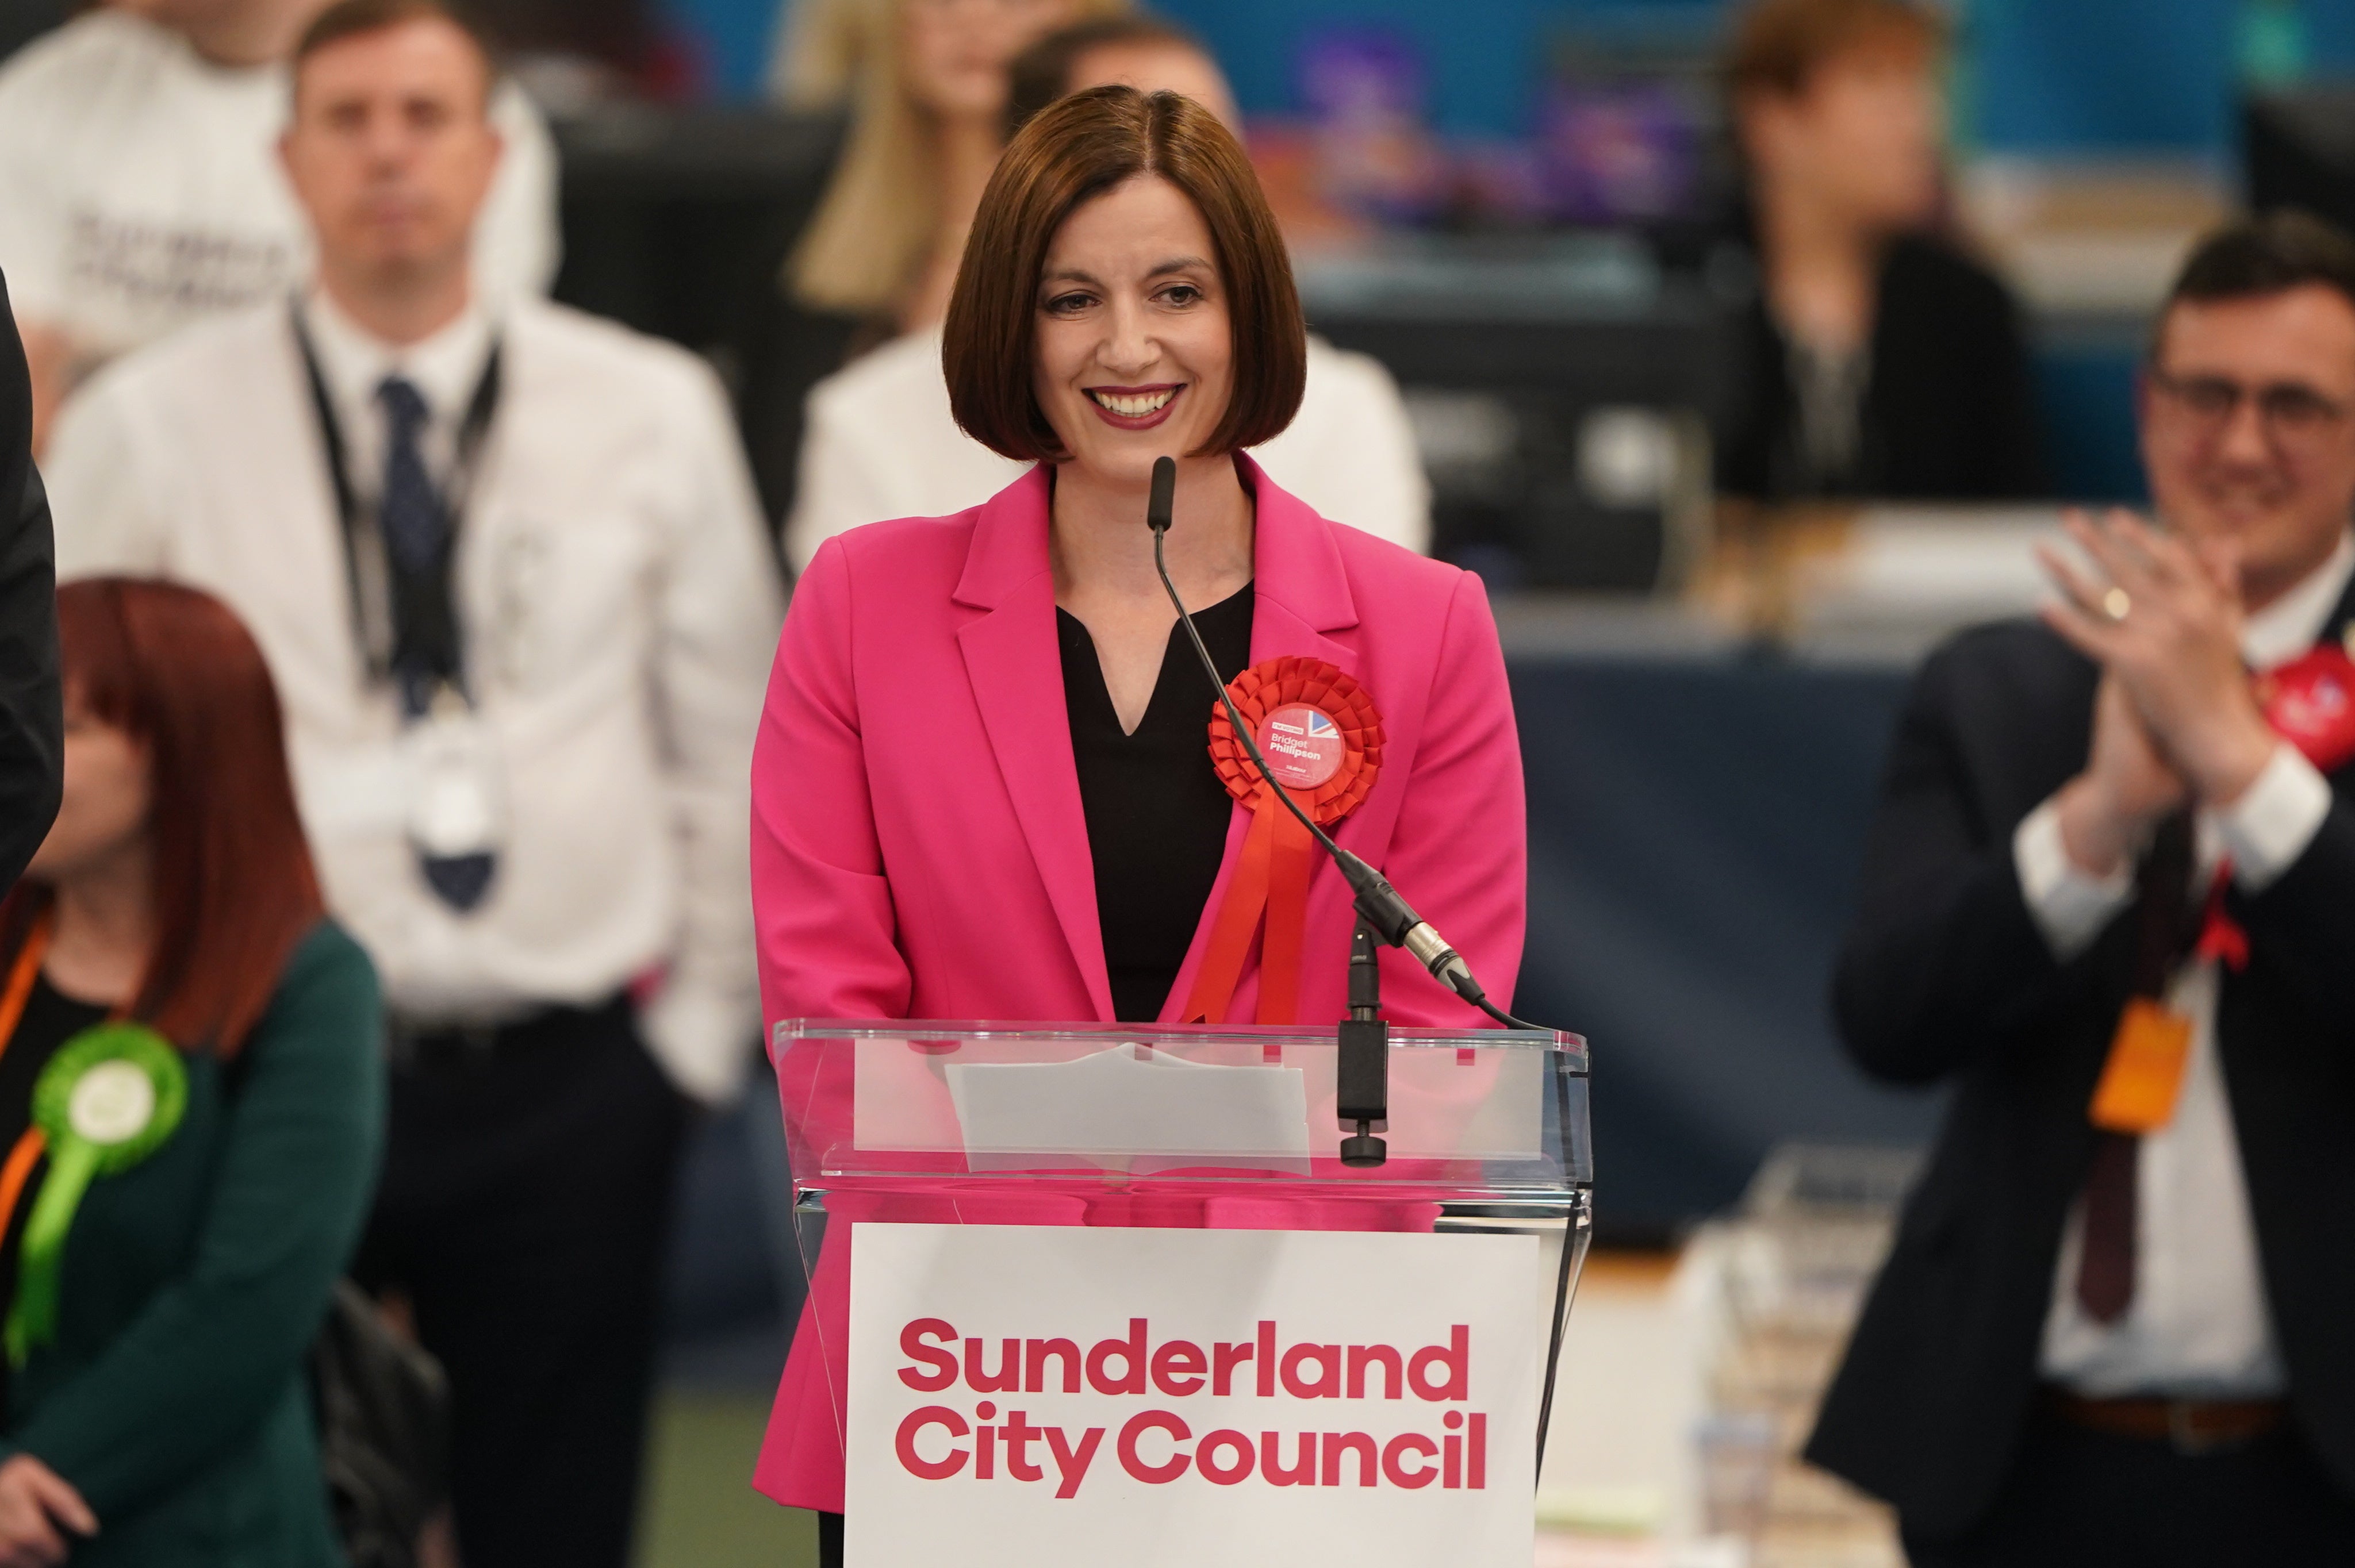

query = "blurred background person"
1717;0;2044;502
782;12;1430;571
0;0;561;448
1811;212;2355;1565
0;274;61;898
1004;8;1226;125
40;3;783;1562
785;0;1119;336
0;577;381;1566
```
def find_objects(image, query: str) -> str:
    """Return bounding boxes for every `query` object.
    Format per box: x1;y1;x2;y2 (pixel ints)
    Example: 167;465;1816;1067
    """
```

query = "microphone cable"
1144;457;1543;1033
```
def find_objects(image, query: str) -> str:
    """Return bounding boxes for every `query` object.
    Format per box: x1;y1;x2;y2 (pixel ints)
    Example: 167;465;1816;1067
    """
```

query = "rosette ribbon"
5;1024;187;1365
1180;656;1384;1025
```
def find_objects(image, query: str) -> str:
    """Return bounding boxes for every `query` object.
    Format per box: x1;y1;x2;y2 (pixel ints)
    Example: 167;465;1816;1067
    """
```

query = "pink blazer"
747;456;1526;1511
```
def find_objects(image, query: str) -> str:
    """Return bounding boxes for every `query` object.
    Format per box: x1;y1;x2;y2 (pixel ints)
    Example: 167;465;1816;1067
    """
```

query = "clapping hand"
0;1454;94;1567
2036;509;2279;874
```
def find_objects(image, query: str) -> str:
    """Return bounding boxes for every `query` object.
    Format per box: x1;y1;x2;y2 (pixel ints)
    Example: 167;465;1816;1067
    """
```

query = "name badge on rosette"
1182;656;1383;1026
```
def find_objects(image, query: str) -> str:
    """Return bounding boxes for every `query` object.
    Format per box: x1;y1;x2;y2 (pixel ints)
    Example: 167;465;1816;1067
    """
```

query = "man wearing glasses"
1808;210;2355;1565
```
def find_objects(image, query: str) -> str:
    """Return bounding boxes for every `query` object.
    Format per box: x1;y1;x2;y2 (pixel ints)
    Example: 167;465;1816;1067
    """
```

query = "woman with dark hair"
0;578;381;1566
1719;0;2045;501
750;85;1525;1557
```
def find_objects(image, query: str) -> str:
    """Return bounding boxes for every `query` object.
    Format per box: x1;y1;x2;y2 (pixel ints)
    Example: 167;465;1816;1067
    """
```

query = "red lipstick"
1084;383;1184;431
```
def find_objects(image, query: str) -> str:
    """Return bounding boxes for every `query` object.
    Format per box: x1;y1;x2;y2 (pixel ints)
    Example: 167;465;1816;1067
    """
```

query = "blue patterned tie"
377;375;444;584
378;374;494;912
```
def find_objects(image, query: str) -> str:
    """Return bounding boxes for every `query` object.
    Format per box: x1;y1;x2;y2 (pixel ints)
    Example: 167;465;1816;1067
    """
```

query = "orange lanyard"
0;914;53;1062
0;916;55;1250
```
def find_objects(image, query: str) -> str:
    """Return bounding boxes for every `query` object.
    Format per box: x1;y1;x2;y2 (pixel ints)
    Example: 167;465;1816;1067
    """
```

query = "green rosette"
5;1024;187;1365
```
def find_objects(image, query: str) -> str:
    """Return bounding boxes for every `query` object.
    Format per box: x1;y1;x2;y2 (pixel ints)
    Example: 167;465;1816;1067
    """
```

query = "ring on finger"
2103;586;2131;622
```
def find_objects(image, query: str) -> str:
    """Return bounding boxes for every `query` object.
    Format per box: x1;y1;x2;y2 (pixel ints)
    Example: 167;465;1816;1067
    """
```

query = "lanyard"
289;301;504;690
0;918;47;1267
0;914;131;1055
0;913;51;1058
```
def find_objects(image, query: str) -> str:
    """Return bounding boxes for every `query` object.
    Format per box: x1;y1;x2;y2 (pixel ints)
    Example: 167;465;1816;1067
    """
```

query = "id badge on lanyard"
290;302;510;884
402;685;507;863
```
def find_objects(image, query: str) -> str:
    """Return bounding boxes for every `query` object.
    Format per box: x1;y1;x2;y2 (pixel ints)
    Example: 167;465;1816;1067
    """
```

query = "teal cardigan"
1;921;384;1565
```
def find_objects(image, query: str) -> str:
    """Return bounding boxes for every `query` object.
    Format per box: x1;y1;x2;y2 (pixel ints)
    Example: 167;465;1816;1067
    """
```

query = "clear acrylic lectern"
772;1019;1593;1468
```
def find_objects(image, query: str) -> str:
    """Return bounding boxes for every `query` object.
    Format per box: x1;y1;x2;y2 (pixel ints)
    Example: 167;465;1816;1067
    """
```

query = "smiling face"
2142;283;2355;607
1031;173;1234;486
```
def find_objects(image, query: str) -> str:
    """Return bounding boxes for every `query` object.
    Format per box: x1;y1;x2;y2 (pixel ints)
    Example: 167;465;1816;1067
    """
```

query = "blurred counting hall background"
4;0;2352;1562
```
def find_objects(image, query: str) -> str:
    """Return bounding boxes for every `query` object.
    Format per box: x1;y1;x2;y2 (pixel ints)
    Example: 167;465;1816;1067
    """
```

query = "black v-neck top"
1057;583;1255;1024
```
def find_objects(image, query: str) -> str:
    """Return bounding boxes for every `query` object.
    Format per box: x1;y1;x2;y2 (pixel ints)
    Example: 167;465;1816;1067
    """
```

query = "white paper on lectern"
945;1045;1311;1173
845;1223;1542;1568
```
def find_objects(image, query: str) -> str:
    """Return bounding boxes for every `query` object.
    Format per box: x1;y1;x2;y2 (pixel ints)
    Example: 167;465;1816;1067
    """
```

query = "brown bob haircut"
0;581;324;1055
944;85;1307;463
293;0;502;103
1724;0;1945;103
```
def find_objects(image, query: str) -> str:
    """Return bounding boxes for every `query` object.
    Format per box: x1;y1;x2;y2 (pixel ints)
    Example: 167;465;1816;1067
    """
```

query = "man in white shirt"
42;5;781;1563
781;15;1432;572
0;0;560;447
1808;211;2355;1565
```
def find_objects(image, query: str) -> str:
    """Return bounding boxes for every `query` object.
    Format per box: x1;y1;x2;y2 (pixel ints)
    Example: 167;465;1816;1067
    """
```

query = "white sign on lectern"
844;1223;1542;1567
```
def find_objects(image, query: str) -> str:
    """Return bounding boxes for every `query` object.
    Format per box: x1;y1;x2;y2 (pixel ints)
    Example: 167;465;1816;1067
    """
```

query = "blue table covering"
1503;619;1945;1238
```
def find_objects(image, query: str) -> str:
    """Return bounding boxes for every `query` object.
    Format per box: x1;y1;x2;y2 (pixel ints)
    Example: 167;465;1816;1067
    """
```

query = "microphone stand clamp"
1337;918;1388;1167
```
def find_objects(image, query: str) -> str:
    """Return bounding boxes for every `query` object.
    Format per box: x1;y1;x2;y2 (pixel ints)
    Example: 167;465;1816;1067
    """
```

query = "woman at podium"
746;84;1528;1546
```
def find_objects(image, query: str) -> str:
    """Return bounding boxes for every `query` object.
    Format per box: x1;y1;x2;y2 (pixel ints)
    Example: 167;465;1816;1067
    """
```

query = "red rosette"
1183;658;1386;1027
2257;644;2355;775
1205;656;1386;825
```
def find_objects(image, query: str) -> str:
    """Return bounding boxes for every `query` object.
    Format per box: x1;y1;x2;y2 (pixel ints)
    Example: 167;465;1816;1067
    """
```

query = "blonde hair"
788;0;1127;318
768;0;862;109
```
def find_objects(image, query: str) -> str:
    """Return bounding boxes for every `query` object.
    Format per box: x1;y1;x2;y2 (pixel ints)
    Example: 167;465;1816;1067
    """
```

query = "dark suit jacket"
0;271;60;892
1718;233;2047;503
1805;594;2355;1543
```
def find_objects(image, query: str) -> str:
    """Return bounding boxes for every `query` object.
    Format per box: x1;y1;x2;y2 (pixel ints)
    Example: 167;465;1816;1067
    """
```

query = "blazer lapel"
1242;454;1361;676
954;467;1115;1021
1159;459;1364;1021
